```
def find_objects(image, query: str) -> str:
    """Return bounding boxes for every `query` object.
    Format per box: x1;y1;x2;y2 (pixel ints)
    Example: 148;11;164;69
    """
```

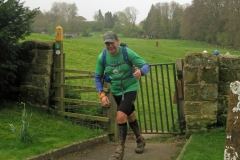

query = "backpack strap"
102;45;132;67
102;45;133;81
102;48;123;67
121;46;132;67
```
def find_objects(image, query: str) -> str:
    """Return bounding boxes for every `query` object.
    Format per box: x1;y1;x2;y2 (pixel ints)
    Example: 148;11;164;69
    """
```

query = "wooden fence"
52;67;118;141
52;29;118;141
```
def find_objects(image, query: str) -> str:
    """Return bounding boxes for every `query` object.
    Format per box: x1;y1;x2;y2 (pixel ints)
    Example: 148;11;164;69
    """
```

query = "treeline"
142;0;240;47
31;2;140;37
32;0;240;47
181;0;240;47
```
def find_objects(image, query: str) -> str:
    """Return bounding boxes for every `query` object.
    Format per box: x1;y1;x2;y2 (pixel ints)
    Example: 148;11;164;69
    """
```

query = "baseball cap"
103;31;118;43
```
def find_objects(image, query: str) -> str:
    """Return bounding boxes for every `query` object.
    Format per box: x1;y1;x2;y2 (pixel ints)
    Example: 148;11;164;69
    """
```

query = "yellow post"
54;26;65;111
55;26;63;55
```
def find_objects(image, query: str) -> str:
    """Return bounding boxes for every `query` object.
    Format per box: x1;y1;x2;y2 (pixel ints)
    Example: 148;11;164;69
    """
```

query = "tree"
92;10;104;31
47;2;78;33
32;10;48;33
216;0;240;47
169;2;184;39
114;11;129;34
0;0;38;100
180;4;200;40
143;4;159;38
50;2;78;22
158;3;171;39
124;7;139;31
104;11;114;28
143;2;183;39
93;9;104;22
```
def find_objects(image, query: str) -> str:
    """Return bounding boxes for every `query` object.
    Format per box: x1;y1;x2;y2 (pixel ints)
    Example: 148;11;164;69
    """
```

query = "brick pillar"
183;53;219;136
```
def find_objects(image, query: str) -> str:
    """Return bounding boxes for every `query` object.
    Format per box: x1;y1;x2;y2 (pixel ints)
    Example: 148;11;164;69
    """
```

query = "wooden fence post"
224;81;240;159
54;26;65;111
104;82;118;142
175;58;185;133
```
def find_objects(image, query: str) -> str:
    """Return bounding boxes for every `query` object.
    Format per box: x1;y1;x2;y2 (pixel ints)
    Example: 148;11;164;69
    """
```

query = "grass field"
180;127;226;160
5;32;234;159
24;33;240;71
0;102;104;160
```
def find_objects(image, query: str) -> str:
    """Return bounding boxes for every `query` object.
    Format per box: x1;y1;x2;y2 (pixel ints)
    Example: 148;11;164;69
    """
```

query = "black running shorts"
113;91;137;116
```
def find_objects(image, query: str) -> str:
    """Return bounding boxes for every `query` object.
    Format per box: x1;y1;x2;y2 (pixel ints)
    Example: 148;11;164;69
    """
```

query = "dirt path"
57;134;185;160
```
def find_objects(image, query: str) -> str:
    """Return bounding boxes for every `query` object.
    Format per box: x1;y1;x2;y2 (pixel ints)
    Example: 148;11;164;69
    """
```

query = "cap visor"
104;39;115;43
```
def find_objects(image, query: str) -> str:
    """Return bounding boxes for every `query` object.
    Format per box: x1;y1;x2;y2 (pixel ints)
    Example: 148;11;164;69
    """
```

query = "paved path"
57;134;184;160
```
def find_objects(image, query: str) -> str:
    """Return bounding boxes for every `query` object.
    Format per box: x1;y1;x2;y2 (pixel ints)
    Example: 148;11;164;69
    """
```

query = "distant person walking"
156;40;158;47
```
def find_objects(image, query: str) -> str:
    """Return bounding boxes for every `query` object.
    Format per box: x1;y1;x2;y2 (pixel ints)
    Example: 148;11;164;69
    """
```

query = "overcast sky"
20;0;192;23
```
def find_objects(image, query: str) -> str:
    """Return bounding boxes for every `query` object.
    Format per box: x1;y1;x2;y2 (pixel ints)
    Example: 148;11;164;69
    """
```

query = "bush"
0;0;38;102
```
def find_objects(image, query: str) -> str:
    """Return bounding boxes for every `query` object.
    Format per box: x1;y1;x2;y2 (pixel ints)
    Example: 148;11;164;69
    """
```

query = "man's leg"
128;112;146;154
109;111;127;160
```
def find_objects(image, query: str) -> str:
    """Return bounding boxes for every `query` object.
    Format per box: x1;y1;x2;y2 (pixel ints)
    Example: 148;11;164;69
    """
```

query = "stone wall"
183;52;240;135
19;40;54;108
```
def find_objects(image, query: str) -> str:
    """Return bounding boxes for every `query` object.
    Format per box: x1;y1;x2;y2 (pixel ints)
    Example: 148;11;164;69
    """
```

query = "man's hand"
101;96;110;107
133;66;141;79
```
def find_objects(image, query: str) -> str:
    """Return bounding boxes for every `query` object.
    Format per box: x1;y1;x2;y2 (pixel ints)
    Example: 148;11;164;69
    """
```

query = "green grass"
11;33;234;159
0;102;104;160
180;127;226;160
25;33;240;71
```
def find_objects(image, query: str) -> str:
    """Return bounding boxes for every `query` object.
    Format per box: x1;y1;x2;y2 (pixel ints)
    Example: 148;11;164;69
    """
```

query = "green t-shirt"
95;46;147;95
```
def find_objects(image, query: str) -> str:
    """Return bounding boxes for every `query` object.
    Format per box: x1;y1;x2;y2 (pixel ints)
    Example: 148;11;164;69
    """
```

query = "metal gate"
135;62;184;135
